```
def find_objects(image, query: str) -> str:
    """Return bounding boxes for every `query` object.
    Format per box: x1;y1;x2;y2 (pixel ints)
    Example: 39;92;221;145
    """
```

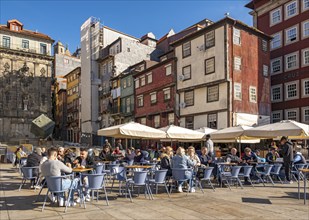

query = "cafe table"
298;168;309;205
125;165;153;169
72;167;93;173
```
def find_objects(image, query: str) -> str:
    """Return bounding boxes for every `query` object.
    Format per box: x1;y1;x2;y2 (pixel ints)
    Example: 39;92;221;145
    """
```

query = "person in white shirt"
205;134;214;157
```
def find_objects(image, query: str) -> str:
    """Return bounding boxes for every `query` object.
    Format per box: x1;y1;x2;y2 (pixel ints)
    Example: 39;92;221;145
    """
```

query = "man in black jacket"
280;136;294;183
73;148;95;168
25;147;42;188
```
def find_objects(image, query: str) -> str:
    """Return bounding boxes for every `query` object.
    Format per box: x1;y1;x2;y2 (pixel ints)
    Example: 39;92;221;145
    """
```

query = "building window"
272;111;282;123
183;65;191;80
207;85;219;102
271;58;282;74
303;79;309;97
135;79;139;88
304;0;309;11
234;83;242;100
126;98;130;113
263;65;269;77
137;95;143;107
165;64;172;76
140;117;146;125
123;80;127;89
154;115;160;128
286;26;298;44
182;41;191;58
108;61;113;73
249;86;257;103
22;40;29;49
271;85;282;102
184;90;194;106
185;116;194;129
40;43;47;55
205;57;215;74
271;32;281;49
127;78;131;87
303;107;309;122
208;113;217;129
233;28;241;45
234;57;241;70
303;21;309;38
64;58;69;64
140;76;146;86
285;81;299;100
270;8;282;25
303;49;309;66
205;30;215;48
2;36;10;48
285;109;299;121
163;88;171;100
150;92;157;104
262;40;268;52
168;113;174;125
147;73;152;84
286;52;298;70
286;1;298;19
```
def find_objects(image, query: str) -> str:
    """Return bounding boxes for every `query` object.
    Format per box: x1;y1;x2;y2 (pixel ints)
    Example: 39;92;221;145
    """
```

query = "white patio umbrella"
159;125;205;141
195;127;217;135
97;122;166;139
244;120;309;139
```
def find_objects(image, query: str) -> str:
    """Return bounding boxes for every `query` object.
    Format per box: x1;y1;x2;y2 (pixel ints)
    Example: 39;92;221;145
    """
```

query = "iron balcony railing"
0;42;51;56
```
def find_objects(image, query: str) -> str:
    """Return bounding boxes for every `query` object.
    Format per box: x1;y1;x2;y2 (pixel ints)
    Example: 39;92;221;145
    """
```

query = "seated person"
57;147;65;164
134;149;148;163
99;146;112;161
73;148;95;168
25;147;42;188
265;147;280;164
160;146;173;177
225;148;242;163
187;146;201;167
14;147;27;167
242;147;257;164
199;147;213;166
293;146;306;165
124;147;135;163
148;145;160;161
253;150;266;163
63;148;76;167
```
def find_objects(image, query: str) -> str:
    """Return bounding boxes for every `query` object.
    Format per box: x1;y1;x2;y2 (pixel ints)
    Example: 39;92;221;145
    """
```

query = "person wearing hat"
205;134;214;157
280;136;294;184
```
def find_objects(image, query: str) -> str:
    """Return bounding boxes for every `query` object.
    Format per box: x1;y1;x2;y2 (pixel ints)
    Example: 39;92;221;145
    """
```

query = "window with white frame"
140;117;146;125
285;81;298;100
272;111;282;123
303;79;309;97
303;107;309;122
303;49;309;66
234;57;241;70
165;64;172;76
286;1;298;19
286;26;298;44
207;85;219;102
263;65;269;77
286;109;298;121
150;92;157;104
184;90;194;106
135;78;139;88
271;33;281;49
182;41;191;58
147;73;152;84
271;85;282;102
208;114;217;129
304;0;309;11
303;21;309;39
183;65;191;80
271;58;282;74
233;28;241;45
137;95;143;107
234;83;242;100
262;40;268;52
140;76;146;86
154;115;160;128
185;116;194;129
168;113;174;125
205;57;215;74
205;30;215;48
163;88;171;100
249;86;257;103
286;53;298;70
271;8;281;25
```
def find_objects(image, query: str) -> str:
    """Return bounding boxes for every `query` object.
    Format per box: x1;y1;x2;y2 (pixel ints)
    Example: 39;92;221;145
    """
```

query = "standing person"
116;139;123;150
104;139;112;150
280;136;294;184
205;135;214;157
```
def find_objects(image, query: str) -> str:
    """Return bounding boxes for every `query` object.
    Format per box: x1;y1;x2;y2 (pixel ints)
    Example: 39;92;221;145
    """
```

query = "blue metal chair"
221;166;243;190
147;169;170;198
94;164;104;174
19;166;39;191
256;164;274;186
270;163;283;184
292;164;307;182
110;166;127;194
238;166;254;187
171;168;193;195
199;167;215;192
81;173;109;206
126;171;152;202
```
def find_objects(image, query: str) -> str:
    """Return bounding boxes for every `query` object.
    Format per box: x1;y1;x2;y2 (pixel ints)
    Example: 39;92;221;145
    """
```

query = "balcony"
121;104;134;116
0;42;51;56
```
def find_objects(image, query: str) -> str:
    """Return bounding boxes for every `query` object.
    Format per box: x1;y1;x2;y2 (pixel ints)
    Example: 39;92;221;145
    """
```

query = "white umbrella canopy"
195;127;217;135
244;120;309;139
159;125;205;140
97;122;166;139
210;125;254;140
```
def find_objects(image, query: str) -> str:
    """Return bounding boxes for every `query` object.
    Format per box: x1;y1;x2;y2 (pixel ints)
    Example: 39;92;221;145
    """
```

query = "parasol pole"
238;136;241;156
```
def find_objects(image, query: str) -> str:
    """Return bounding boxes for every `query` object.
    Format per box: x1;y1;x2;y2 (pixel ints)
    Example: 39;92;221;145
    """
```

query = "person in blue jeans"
172;147;196;193
41;147;79;206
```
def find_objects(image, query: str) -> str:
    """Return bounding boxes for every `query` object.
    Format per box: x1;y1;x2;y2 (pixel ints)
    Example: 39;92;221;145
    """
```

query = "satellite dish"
178;75;185;81
97;116;102;121
179;102;186;109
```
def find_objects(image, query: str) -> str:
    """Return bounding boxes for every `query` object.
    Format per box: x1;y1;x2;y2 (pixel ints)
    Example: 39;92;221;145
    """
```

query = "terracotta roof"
8;19;23;26
0;25;54;42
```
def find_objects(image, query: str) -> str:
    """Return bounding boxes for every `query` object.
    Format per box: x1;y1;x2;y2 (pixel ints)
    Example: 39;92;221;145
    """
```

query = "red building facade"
246;0;309;124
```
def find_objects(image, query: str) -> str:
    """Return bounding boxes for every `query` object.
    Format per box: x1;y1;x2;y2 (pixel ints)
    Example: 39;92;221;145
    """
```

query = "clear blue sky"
0;0;252;52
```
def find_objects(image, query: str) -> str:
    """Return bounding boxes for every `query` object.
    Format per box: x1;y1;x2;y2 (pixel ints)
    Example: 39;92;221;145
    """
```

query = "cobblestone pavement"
0;163;308;220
